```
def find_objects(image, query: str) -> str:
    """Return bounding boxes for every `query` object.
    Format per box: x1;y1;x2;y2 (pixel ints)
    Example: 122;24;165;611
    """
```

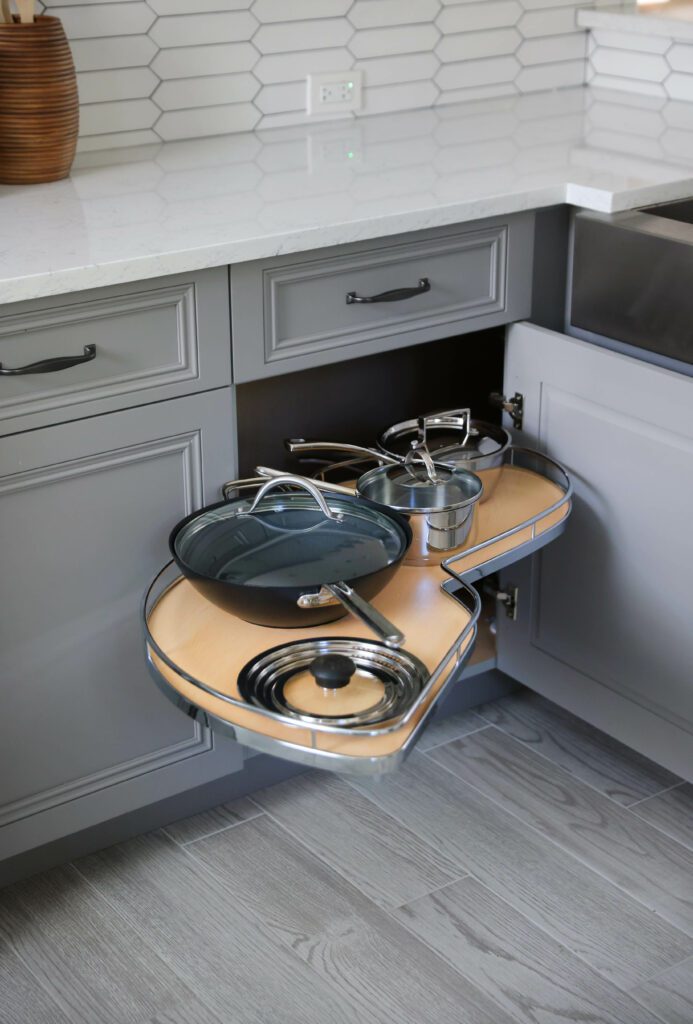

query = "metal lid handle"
424;408;472;446
244;475;343;522
404;440;445;485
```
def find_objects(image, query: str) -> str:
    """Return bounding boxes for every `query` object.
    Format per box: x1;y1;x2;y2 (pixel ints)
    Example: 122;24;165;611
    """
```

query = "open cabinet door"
497;322;693;779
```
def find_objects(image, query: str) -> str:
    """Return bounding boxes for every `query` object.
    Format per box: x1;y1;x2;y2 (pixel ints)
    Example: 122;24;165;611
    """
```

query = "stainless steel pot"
280;440;484;566
377;408;511;502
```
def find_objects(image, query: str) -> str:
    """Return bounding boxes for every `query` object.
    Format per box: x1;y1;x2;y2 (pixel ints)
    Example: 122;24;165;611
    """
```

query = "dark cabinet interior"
236;328;505;475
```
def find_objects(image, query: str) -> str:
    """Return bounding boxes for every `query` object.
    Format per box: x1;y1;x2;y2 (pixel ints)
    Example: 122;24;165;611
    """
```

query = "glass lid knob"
309;653;356;690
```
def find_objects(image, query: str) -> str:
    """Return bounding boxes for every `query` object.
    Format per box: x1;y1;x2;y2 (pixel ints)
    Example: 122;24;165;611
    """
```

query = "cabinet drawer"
230;215;534;382
0;267;231;435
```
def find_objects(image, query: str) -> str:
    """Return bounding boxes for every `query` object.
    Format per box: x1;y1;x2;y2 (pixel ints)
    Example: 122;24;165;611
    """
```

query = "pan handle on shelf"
298;581;405;649
285;438;399;464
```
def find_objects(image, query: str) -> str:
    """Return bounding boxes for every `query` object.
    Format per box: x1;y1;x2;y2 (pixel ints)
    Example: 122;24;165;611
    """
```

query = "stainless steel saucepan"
278;439;484;566
377;408;511;502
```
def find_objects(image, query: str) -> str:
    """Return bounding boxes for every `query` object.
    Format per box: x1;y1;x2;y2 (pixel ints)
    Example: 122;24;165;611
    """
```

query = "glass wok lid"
379;408;510;464
171;477;410;589
237;637;428;727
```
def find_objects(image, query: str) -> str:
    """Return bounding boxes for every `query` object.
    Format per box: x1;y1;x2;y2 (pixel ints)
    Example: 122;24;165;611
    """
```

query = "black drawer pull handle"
0;343;96;376
346;277;431;305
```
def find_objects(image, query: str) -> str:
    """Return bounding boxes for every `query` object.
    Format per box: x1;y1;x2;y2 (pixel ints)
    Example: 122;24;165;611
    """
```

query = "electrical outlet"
307;70;363;117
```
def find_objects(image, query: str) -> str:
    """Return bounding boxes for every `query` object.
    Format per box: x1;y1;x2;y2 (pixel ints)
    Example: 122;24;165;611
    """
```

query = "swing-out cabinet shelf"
144;449;572;774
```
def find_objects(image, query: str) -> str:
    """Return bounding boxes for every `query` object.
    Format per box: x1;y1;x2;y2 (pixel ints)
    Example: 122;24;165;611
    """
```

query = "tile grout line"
167;808;266;848
626;780;685;809
252;793;470;915
475;708;684;810
417;721;491;754
343;771;692;1004
395;871;674;1024
423;746;693;942
634;950;693;987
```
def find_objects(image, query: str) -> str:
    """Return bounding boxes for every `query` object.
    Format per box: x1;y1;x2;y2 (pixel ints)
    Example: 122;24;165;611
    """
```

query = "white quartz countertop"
2;85;693;305
578;2;693;40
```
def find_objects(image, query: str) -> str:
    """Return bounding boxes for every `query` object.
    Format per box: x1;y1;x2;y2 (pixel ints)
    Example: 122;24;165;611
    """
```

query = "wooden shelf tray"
145;562;479;774
443;447;572;583
142;447;571;774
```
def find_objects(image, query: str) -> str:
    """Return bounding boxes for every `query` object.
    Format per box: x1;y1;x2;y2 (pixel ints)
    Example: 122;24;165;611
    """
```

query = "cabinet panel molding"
498;322;693;780
0;268;231;434
231;215;534;381
0;389;240;853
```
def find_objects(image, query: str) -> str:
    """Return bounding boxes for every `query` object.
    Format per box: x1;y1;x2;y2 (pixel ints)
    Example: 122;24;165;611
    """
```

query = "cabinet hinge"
489;391;524;431
483;581;519;621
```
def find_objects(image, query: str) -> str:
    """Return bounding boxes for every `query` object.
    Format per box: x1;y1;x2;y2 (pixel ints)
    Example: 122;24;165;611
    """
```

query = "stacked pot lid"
238;637;428;727
378;409;510;467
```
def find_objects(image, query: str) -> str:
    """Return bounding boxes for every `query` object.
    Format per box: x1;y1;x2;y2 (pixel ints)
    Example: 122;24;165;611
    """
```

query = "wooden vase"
0;16;79;185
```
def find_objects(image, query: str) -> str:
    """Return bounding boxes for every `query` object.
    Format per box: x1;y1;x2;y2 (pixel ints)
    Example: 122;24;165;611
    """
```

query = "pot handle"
243;474;344;523
256;466;357;497
420;408;472;446
403;440;445;484
327;582;405;649
286;438;399;465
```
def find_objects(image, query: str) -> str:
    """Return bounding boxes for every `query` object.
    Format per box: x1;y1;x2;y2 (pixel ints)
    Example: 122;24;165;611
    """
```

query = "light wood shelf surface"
146;464;567;762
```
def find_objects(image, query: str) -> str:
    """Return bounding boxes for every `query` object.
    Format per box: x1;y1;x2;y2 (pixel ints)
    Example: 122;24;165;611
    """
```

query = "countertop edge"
3;174;693;306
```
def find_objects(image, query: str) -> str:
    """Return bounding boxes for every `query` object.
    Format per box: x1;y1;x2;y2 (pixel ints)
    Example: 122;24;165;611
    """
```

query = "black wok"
169;476;412;646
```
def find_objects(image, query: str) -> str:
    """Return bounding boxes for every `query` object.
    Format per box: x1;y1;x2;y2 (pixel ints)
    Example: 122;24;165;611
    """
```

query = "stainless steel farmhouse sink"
571;201;693;365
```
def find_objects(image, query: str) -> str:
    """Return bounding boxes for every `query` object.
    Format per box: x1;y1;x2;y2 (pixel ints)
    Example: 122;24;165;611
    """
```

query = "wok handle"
327;581;405;649
346;277;430;304
285;438;399;465
256;466;356;497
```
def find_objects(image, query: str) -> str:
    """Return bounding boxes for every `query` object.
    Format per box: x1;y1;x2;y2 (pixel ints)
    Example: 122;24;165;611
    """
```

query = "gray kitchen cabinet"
0;268;231;436
497;322;693;779
0;389;243;863
230;214;534;382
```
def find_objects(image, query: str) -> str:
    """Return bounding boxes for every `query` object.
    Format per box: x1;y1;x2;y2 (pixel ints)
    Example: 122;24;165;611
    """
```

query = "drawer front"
231;215;534;382
0;267;231;434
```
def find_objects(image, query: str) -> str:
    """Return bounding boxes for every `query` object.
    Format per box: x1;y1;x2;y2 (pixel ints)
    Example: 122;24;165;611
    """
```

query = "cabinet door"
0;389;241;861
498;323;693;779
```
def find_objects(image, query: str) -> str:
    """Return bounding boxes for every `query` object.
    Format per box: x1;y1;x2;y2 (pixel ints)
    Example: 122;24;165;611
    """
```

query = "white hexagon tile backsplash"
32;0;614;151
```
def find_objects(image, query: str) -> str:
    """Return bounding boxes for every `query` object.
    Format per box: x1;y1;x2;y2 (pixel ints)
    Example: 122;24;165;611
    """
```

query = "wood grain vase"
0;16;79;185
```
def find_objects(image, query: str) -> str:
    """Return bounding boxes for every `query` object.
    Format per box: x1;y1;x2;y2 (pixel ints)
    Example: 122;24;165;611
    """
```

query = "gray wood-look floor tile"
73;830;358;1024
427;727;693;936
478;691;680;806
393;875;663;1024
632;784;693;850
252;771;461;908
163;795;262;845
147;1008;225;1024
0;937;72;1024
349;753;693;989
631;955;693;1024
417;709;488;752
0;864;211;1024
186;814;519;1024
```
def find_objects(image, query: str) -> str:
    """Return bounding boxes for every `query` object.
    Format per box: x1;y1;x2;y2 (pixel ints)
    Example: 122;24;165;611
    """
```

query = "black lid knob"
309;654;356;690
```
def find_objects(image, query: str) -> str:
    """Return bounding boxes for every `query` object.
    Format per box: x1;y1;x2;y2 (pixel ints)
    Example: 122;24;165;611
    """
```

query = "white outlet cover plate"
307;70;363;117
